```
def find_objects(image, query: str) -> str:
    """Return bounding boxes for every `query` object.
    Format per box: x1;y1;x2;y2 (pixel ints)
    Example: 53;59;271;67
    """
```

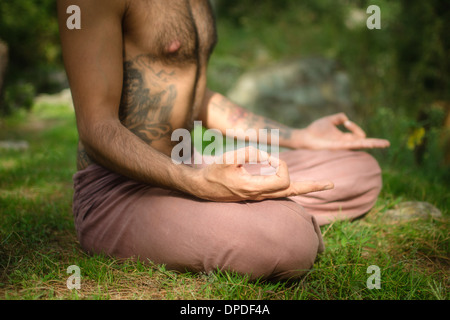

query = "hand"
191;146;334;202
292;113;390;150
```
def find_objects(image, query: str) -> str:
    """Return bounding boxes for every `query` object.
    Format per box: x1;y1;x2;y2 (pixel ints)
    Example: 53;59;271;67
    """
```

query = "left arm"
198;89;297;148
198;89;390;150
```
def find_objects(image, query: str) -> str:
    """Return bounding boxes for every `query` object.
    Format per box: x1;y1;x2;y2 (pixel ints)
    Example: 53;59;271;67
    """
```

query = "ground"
0;99;448;300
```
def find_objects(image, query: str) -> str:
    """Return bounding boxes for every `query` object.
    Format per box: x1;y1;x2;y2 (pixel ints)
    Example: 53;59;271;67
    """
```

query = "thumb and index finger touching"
328;113;390;149
222;146;334;197
329;113;366;138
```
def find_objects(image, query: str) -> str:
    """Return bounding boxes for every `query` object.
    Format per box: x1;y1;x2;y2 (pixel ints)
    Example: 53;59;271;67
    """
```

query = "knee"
335;151;383;221
265;220;321;280
261;236;319;281
340;151;383;200
357;151;383;198
359;151;382;180
227;203;323;281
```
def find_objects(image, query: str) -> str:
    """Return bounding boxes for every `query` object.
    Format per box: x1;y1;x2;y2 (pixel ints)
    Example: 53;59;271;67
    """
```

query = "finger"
267;153;280;168
328;112;349;125
328;113;366;139
246;157;289;190
223;146;270;165
288;180;335;195
239;158;294;195
343;120;366;139
260;179;334;199
329;138;390;150
341;132;363;141
253;159;333;193
239;159;334;198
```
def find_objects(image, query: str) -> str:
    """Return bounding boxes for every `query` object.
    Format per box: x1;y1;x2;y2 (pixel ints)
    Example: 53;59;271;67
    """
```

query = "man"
58;0;389;281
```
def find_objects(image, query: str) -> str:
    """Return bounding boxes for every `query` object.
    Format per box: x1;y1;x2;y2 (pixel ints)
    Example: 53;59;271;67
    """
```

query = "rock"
0;140;29;151
34;88;74;108
345;8;367;30
384;201;443;221
226;57;356;128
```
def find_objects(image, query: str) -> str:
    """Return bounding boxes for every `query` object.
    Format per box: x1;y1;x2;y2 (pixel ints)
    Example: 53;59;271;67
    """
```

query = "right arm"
57;0;332;201
58;0;195;194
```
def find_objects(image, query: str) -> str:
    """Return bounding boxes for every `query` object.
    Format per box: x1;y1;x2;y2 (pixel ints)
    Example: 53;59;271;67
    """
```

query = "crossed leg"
72;149;381;280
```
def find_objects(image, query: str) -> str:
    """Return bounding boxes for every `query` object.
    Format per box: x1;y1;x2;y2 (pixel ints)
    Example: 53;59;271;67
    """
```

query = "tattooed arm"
57;0;198;193
198;89;296;148
199;89;390;150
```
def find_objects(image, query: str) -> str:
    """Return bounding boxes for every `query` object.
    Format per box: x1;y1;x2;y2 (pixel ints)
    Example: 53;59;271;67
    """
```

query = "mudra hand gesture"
291;113;390;150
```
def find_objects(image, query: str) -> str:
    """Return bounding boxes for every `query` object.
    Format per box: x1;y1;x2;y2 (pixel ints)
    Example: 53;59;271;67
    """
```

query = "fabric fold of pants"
72;149;382;281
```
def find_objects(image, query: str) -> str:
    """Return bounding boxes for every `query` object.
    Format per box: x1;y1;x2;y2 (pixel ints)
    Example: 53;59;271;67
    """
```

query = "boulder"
226;57;356;128
384;201;442;221
34;88;74;108
0;140;29;151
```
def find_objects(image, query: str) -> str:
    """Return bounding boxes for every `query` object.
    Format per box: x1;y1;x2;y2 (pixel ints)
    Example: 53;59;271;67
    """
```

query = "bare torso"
77;0;217;170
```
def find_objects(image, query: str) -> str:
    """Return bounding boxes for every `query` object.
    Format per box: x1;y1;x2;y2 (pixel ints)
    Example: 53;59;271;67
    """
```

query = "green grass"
0;101;448;300
1;1;449;300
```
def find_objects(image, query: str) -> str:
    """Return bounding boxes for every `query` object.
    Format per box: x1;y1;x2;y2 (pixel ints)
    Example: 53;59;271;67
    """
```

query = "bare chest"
123;0;217;64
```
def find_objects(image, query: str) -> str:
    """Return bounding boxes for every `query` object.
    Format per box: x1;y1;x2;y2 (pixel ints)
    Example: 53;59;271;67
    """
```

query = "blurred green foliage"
0;0;62;114
0;0;59;69
0;0;447;113
212;0;449;111
0;0;448;186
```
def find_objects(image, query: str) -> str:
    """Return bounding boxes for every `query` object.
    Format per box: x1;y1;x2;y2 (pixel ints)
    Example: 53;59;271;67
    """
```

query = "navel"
167;40;181;53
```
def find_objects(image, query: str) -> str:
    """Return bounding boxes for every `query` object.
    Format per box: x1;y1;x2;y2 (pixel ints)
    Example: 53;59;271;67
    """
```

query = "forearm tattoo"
211;96;293;140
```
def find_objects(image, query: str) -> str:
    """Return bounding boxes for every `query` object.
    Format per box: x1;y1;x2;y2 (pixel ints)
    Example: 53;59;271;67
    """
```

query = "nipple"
167;40;181;53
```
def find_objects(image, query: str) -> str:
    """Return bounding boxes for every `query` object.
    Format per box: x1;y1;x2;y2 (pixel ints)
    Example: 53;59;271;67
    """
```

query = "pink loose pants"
72;149;382;281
